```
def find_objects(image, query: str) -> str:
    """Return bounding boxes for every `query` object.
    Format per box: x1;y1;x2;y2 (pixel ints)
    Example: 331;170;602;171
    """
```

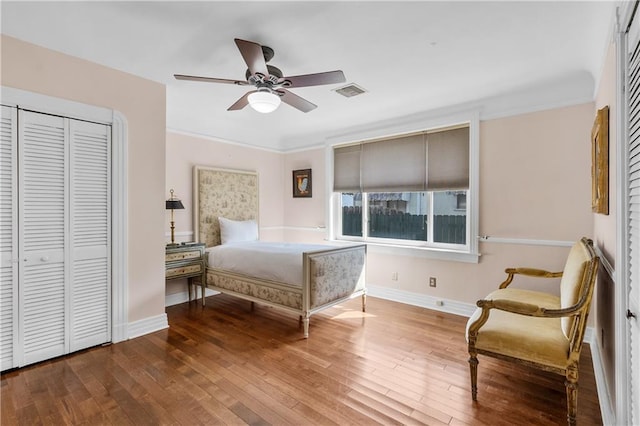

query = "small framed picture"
292;169;312;198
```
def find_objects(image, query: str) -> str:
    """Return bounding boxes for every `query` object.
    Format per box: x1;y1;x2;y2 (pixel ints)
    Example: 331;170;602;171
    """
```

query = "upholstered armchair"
466;237;599;426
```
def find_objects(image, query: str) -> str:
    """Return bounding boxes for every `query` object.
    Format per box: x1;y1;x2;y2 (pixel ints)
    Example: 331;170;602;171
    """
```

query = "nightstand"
165;243;206;306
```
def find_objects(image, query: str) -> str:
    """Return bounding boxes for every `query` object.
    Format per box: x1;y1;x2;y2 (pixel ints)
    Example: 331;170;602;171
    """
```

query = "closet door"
69;119;111;351
18;111;68;366
3;108;111;369
0;105;18;371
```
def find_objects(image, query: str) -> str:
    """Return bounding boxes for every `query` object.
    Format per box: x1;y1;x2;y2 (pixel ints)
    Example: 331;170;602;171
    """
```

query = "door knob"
40;256;49;262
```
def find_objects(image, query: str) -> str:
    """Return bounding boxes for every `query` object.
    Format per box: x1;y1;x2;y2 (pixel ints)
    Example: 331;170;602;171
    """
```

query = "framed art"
293;169;312;198
591;105;609;215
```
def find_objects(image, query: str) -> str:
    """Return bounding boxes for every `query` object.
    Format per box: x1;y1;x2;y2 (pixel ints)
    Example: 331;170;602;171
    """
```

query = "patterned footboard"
205;244;367;338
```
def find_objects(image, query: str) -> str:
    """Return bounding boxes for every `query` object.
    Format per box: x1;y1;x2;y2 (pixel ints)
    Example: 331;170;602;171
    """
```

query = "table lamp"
165;189;184;245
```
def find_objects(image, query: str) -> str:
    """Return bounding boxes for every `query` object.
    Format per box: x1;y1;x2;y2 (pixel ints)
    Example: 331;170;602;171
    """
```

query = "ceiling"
1;1;616;152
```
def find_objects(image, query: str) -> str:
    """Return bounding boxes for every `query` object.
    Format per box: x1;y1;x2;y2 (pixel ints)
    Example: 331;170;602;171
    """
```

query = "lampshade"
248;91;281;113
166;188;184;210
165;199;184;210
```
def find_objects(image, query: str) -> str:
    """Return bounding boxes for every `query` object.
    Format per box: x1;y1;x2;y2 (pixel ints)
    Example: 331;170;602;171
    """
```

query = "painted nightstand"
165;243;206;306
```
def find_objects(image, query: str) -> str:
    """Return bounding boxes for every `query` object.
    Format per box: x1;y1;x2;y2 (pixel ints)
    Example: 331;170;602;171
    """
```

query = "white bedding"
206;241;333;286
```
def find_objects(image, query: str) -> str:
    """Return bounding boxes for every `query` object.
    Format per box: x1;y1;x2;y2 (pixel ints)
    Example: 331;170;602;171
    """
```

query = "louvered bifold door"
18;111;68;366
69;119;111;351
628;16;640;425
0;105;18;371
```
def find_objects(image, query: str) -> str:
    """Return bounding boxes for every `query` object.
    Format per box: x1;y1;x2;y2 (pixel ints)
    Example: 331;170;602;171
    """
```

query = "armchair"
466;237;599;426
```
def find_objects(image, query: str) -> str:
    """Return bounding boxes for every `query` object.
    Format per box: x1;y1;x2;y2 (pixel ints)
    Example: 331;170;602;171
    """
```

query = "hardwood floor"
1;295;602;425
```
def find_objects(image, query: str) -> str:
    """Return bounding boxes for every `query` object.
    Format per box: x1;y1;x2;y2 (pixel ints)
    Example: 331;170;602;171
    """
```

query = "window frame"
326;109;480;263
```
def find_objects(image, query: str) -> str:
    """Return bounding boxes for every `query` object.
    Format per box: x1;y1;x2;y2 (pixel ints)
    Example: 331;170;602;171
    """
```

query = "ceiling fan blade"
234;38;268;76
279;89;317;113
227;91;256;111
282;70;346;88
174;74;249;86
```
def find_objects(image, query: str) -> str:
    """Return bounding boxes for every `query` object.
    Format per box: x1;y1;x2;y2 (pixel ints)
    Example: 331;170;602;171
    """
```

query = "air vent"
333;83;367;98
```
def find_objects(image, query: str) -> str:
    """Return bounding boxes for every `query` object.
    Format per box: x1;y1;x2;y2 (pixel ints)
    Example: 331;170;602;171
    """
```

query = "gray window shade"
333;126;469;192
427;127;469;190
361;134;426;192
334;144;361;192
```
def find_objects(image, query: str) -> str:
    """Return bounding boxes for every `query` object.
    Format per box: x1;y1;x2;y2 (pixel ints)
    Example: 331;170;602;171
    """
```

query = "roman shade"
333;144;361;192
427;127;469;190
361;134;426;192
333;126;469;193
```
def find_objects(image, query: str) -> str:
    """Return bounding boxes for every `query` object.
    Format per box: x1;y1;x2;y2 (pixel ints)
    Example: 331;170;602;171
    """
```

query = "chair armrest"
478;298;542;315
499;267;563;289
477;298;578;318
467;296;578;340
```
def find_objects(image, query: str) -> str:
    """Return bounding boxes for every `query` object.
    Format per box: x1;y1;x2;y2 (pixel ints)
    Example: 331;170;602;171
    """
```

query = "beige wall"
282;147;327;243
170;102;594;306
280;104;594;305
165;131;285;296
1;35;167;323
593;41;618;412
480;105;594;242
593;46;618;267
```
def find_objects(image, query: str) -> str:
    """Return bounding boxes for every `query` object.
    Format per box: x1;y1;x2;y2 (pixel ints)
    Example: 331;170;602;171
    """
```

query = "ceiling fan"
174;38;346;114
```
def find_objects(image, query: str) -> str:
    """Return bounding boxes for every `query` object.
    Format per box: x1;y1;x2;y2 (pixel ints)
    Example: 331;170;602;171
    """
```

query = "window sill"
329;239;480;263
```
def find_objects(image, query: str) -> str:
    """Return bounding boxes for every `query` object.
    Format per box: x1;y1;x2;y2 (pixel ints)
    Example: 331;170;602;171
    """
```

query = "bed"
193;165;367;338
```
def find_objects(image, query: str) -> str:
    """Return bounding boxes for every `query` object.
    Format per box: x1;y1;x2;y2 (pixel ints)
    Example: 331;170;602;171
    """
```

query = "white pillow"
218;217;258;245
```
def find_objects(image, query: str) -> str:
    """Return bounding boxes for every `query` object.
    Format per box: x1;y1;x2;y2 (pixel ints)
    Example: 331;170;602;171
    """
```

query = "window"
342;192;429;241
332;121;477;258
340;190;468;246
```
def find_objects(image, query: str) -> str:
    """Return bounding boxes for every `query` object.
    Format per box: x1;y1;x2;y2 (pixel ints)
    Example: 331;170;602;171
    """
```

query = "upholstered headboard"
193;166;259;247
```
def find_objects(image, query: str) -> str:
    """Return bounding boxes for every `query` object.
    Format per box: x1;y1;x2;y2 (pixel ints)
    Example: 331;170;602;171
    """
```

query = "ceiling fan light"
248;91;281;113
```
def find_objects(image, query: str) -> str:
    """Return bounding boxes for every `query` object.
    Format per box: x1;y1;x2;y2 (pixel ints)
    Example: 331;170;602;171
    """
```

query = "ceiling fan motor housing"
245;64;283;81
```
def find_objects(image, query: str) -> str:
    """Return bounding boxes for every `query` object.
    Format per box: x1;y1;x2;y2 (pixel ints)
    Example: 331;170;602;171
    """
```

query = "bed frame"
193;165;367;338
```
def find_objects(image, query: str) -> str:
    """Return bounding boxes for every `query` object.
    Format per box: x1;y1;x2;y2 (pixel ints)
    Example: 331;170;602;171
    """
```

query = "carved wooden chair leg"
468;350;479;401
565;365;579;426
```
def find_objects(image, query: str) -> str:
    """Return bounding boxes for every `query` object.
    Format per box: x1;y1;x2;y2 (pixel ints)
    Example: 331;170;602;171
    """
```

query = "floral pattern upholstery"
207;269;303;310
195;166;367;337
195;167;258;248
308;247;366;309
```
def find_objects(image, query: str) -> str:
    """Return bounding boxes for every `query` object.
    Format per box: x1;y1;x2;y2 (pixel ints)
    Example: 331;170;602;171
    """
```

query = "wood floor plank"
1;295;603;425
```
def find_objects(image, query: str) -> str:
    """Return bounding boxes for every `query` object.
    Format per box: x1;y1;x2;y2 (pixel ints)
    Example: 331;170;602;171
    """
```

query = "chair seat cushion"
466;288;570;370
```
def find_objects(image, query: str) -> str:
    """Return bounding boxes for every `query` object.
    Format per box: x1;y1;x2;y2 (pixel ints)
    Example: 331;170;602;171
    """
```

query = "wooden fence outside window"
342;208;466;244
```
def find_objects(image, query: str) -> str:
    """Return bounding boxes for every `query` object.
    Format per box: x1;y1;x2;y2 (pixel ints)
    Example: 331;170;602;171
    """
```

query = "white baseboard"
590;333;617;426
127;313;169;339
111;322;128;343
367;284;476;317
165;288;220;307
125;289;221;341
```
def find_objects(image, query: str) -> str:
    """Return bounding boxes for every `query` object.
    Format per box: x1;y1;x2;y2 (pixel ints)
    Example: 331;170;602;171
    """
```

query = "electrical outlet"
429;277;436;287
392;272;398;281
